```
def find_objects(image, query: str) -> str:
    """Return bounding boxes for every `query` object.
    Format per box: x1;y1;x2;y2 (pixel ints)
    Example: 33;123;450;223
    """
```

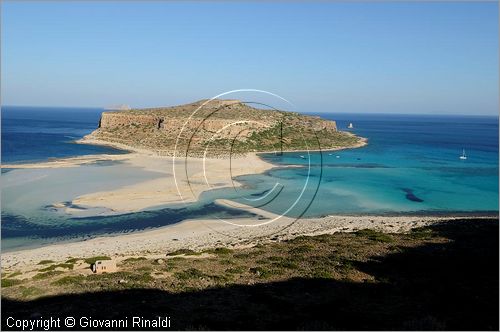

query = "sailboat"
459;149;467;160
348;123;354;129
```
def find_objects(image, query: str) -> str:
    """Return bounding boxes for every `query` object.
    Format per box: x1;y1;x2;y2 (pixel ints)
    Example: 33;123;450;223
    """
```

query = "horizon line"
2;104;498;117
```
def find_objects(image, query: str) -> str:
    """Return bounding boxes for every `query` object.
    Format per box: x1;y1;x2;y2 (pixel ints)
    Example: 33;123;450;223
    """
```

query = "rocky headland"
81;99;366;157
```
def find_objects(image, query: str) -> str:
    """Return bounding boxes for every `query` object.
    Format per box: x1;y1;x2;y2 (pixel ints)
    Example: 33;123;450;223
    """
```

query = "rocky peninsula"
80;99;366;157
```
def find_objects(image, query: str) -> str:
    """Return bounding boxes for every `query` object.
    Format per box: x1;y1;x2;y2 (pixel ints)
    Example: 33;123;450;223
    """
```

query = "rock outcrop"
83;99;363;157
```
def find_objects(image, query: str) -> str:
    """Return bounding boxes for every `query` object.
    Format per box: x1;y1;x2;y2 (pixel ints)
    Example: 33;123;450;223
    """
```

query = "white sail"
460;149;467;160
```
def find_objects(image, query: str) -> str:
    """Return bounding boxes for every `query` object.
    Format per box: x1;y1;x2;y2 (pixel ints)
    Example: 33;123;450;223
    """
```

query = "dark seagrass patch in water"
402;188;424;203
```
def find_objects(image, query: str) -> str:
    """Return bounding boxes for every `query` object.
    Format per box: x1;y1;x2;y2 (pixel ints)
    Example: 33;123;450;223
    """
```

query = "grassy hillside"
2;218;498;330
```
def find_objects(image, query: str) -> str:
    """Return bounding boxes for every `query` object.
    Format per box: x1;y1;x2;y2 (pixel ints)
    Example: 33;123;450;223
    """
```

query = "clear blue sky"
1;1;498;114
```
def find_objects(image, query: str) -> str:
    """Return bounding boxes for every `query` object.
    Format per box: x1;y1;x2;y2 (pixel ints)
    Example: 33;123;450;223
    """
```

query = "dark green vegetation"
2;219;498;330
1;278;22;288
38;263;74;272
356;228;394;243
32;271;64;280
231;113;361;154
166;249;202;256
51;275;86;286
83;256;111;265
65;257;81;264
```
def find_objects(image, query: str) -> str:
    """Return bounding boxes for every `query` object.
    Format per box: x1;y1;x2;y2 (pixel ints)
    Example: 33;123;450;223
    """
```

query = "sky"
1;1;498;115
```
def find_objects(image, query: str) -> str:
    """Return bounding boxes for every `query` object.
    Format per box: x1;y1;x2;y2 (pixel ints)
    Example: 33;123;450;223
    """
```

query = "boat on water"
348;122;354;129
459;149;467;160
300;155;306;159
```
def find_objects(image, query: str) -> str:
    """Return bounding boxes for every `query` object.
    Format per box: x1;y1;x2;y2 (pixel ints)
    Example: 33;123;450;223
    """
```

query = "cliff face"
84;99;360;156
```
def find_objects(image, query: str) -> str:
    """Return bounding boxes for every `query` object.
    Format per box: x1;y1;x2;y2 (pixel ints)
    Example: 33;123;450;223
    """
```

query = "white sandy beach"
2;199;474;271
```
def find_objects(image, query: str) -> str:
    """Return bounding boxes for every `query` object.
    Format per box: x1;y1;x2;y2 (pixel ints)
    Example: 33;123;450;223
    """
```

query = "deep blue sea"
2;106;127;163
1;106;498;251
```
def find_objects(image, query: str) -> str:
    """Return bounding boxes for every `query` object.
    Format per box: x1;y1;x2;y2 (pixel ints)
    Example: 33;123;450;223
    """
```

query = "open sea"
1;106;498;251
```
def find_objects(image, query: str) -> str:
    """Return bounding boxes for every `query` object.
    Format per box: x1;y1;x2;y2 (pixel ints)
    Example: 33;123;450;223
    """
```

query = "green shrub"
220;259;235;265
336;258;355;271
1;278;22;287
65;258;82;264
408;227;435;240
166;249;201;256
266;256;283;262
175;268;205;280
51;275;85;286
133;272;154;284
39;263;74;272
272;260;299;269
20;286;43;297
289;235;311;243
84;256;111;265
225;267;245;274
312;234;334;243
168;256;185;262
86;271;133;282
38;260;55;265
289;244;314;255
356;229;394;243
311;270;333;279
204;247;232;255
233;252;251;259
209;274;232;284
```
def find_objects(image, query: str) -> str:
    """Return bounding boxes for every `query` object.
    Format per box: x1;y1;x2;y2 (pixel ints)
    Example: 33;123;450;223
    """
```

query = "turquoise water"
227;113;499;216
1;108;498;250
198;114;499;217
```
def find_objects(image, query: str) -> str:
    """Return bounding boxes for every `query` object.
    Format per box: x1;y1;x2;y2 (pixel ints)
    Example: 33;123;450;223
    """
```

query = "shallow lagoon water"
1;158;257;251
1;108;498;251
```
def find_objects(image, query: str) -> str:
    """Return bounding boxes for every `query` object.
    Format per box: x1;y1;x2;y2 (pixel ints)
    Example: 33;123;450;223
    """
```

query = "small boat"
336;155;340;158
300;155;306;159
459;149;467;160
348;123;354;129
328;153;333;156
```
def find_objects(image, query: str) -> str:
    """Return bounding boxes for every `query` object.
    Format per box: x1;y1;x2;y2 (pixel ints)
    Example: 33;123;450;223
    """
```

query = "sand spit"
2;152;275;215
